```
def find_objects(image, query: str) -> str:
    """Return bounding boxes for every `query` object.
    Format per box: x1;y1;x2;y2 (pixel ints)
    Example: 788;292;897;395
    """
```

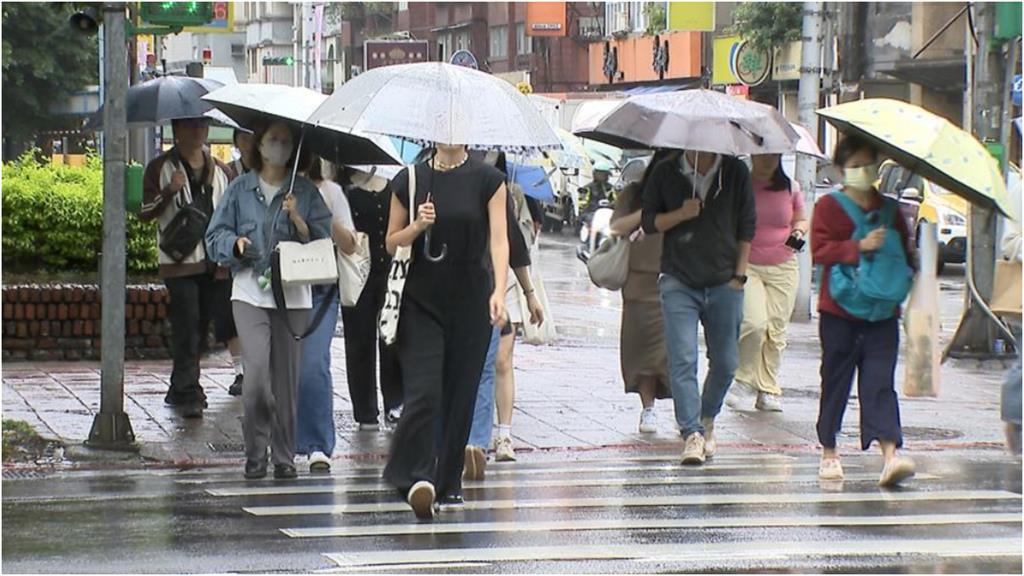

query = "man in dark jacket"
642;150;755;465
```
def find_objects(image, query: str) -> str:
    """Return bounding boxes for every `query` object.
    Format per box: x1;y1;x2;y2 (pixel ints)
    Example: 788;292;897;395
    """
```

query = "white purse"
275;238;340;287
338;232;372;307
378;165;416;345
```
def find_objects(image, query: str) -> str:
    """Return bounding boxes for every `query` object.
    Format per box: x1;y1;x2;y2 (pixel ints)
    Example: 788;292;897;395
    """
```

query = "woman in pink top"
730;154;808;412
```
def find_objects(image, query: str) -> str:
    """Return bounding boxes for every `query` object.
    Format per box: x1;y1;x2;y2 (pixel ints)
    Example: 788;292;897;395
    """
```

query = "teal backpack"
827;192;914;322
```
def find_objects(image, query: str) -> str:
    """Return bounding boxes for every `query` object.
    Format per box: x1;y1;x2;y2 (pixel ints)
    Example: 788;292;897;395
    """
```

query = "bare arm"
385;194;428;255
610;209;642;237
791;208;809;235
332;221;357;255
489;184;510;299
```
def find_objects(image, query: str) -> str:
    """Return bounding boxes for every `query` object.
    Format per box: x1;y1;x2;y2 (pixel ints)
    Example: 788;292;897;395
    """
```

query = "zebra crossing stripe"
243;489;1022;517
323;537;1023;568
207;472;935;497
283;512;1021;538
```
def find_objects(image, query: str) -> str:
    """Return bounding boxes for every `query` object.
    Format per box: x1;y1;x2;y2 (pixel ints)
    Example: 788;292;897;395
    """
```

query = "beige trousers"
736;258;799;396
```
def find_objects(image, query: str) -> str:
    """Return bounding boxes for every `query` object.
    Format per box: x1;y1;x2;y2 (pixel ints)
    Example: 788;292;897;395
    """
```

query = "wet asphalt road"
2;450;1021;573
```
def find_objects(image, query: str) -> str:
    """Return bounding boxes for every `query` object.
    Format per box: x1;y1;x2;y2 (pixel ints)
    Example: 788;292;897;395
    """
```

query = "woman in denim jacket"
206;121;332;480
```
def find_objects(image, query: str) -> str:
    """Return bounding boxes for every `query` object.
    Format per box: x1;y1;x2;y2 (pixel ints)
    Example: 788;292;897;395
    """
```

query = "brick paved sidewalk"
2;314;1014;469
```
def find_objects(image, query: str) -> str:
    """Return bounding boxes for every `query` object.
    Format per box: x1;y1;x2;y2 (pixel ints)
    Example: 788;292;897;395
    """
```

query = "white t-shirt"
680;152;723;202
231;177;313;310
318;180;355;232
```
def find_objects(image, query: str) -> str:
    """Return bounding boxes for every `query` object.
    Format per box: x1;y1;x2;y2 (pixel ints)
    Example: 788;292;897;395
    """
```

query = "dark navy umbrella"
86;76;224;130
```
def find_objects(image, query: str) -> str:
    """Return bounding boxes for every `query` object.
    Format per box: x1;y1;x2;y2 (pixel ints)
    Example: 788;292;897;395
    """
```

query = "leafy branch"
729;2;803;53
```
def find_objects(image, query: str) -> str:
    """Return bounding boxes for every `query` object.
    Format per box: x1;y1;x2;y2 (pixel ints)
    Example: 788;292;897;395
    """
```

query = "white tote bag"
378;166;416;345
337;232;372;307
275;238;340;287
518;235;558;345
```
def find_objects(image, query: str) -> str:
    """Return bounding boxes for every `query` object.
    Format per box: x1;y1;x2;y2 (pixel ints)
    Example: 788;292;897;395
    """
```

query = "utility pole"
792;1;823;322
947;2;1006;358
87;2;135;450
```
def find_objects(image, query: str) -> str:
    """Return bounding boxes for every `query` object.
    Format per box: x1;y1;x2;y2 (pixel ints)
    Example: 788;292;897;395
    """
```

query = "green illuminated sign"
139;2;214;27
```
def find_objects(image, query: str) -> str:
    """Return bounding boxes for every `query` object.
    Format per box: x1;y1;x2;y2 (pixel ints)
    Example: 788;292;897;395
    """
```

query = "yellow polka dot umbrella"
818;98;1010;216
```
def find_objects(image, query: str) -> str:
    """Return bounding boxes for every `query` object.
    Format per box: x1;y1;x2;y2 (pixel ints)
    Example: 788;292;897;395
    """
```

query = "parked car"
877;160;968;274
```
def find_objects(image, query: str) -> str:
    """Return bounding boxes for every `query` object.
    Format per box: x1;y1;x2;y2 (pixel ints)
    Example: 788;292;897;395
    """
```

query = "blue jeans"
658;274;744;438
468;327;501;448
295;287;340;456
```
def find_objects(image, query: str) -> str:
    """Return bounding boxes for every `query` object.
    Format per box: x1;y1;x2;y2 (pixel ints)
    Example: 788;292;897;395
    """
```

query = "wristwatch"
732;274;748;286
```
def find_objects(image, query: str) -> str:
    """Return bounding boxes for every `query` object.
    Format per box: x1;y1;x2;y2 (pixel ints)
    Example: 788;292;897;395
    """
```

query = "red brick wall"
2;285;174;362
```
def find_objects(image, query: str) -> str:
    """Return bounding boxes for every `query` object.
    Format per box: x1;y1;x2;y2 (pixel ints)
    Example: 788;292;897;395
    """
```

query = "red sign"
364;40;430;71
726;84;750;99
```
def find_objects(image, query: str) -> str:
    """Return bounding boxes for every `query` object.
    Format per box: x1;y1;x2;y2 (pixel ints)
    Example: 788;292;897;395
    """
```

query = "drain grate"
207;442;245;453
2;470;46;480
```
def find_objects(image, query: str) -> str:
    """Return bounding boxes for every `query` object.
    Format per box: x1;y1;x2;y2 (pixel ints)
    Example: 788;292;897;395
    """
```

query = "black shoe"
274;464;298;479
228;375;243;397
436;493;465;512
244;460;268;480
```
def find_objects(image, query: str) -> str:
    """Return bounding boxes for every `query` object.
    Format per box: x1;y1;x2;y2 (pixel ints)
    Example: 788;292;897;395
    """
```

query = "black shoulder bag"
159;153;212;262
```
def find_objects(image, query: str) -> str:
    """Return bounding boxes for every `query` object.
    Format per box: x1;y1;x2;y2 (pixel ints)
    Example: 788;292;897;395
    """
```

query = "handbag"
159;204;209;262
338;232;372;307
586;235;630;290
378;165;416;345
518;235;557;345
274;238;340;287
991;259;1022;318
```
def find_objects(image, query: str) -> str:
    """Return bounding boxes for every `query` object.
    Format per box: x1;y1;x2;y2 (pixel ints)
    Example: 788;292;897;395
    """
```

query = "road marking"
244;489;1022;517
323;537;1023;568
184;454;803;485
283;512;1021;538
208;472;935;497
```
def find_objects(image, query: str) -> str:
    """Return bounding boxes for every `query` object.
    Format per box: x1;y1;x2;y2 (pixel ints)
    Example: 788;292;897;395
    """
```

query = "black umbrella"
86;76;225;130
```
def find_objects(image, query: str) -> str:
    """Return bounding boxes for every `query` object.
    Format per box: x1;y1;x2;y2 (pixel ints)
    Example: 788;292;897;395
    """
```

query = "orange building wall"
588;32;702;85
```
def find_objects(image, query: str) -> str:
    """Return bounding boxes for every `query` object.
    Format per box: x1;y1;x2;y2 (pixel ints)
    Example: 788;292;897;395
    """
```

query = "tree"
643;3;666;37
730;2;803;53
2;3;99;156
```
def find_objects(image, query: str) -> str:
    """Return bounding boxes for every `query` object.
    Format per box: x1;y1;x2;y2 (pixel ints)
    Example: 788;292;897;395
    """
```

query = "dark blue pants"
817;312;903;451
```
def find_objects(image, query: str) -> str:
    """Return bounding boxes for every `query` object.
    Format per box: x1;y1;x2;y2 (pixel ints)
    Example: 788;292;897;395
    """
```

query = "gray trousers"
233;301;310;467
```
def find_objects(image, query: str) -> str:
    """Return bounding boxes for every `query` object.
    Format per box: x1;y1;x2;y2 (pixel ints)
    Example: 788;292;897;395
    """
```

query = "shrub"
1;151;158;275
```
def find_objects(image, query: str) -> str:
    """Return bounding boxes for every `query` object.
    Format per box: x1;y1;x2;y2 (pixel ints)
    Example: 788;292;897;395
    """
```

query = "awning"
620;84;690;96
879;58;966;93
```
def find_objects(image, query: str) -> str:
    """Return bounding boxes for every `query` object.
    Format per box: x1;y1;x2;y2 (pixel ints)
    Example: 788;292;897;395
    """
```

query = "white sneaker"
755;393;783;412
463;445;487;481
407;481;436;520
308;451;331;473
819;457;844;480
358;422;380;431
878;457;916;487
494;436;517;462
639;408;658;433
681;432;706;465
701;418;716;458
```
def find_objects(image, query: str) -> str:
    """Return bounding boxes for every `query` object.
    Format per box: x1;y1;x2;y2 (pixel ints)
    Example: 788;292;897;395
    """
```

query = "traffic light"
139;2;214;27
262;56;295;66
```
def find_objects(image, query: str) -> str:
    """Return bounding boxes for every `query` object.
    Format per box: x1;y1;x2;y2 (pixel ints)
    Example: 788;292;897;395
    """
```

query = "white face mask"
843;163;879;192
260;140;292;167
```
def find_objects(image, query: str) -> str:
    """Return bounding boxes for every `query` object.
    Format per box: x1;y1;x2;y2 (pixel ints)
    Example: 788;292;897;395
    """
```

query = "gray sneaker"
755;393;783;412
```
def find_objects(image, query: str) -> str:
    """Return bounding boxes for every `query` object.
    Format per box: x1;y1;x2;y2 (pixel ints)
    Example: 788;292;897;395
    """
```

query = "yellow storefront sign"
713;35;741;85
772;41;802;82
667;2;715;32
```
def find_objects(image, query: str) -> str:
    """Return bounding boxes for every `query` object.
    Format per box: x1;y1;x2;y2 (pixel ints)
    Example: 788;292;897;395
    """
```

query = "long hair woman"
383;143;509;519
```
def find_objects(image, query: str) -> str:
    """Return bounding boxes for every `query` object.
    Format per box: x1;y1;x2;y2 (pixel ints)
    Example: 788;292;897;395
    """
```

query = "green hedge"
2;152;158;274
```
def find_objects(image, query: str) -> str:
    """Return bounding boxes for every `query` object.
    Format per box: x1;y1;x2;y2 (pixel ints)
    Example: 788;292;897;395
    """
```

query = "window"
490;25;508;59
516;23;532;55
397;1;409;11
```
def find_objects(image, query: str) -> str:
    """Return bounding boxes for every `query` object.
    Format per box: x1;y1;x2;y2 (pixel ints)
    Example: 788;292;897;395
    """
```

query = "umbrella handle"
422;228;448;263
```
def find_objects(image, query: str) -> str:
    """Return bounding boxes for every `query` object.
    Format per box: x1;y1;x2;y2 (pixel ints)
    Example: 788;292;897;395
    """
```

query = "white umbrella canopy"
576;89;800;156
308;62;561;152
202;83;400;165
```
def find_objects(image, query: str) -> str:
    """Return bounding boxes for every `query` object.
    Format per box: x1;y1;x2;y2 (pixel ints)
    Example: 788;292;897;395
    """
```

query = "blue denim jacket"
205;171;332;276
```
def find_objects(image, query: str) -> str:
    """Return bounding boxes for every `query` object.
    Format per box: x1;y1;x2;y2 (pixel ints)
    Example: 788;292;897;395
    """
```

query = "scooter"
575;199;615;264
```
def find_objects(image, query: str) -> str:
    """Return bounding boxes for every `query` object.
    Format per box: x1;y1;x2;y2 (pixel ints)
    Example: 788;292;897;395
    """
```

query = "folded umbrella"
202;83;399;165
818;98;1010;215
576;89;799;156
308;62;561;152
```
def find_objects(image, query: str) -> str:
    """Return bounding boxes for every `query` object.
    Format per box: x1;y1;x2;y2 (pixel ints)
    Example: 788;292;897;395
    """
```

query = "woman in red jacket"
811;135;916;487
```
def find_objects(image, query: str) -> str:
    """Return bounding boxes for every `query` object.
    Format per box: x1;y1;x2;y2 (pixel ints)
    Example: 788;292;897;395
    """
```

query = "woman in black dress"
338;167;404;430
383;144;509;519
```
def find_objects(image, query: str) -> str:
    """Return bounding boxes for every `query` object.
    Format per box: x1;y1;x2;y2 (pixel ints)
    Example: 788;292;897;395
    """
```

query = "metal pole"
87;2;135;450
946;2;1006;358
792;1;823;323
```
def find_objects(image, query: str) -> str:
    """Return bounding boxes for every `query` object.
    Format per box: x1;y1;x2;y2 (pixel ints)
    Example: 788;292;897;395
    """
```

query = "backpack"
827;192;913;322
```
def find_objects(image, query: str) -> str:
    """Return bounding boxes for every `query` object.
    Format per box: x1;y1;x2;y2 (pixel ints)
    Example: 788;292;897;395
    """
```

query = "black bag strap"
270;249;339;341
